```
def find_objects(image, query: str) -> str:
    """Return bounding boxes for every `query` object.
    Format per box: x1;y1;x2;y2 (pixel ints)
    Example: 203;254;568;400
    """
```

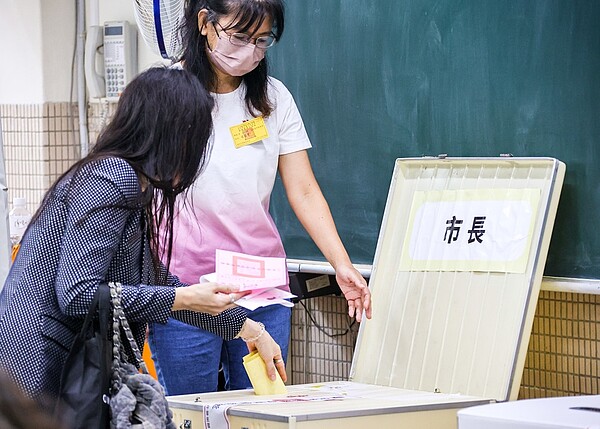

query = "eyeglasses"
213;22;276;49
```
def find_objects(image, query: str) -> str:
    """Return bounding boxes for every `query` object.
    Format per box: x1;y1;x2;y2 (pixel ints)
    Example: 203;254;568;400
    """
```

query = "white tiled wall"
0;102;81;212
0;100;117;214
289;295;359;384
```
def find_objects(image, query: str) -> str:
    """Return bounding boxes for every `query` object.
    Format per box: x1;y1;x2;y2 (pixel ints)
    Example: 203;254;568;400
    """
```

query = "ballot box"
457;395;600;429
168;157;566;429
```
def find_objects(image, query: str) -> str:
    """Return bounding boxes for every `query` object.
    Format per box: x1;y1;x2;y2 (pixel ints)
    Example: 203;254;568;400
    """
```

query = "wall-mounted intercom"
84;21;138;100
103;21;137;99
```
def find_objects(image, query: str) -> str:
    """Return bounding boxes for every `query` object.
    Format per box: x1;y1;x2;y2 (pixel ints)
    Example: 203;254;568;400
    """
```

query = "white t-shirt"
169;77;312;285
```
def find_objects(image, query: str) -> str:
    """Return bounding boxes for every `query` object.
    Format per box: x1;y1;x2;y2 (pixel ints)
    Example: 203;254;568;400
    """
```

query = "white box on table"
458;394;600;429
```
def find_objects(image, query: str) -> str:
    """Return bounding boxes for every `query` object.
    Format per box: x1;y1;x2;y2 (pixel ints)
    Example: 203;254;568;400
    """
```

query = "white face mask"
207;35;266;76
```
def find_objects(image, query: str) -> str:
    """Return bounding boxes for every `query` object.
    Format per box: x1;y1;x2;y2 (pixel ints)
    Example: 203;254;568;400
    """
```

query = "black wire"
299;299;356;338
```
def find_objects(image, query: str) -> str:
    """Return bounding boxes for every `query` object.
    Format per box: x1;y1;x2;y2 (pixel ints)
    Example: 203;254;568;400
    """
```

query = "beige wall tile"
1;101;80;211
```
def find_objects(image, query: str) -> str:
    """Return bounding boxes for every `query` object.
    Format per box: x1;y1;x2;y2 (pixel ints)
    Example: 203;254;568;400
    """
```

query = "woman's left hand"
335;264;372;322
239;319;287;382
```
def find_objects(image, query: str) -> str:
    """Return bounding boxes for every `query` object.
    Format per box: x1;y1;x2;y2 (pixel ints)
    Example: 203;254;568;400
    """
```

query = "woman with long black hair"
0;66;283;409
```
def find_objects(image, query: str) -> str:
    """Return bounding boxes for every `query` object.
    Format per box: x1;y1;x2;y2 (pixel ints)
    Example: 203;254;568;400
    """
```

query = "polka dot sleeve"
153;264;247;340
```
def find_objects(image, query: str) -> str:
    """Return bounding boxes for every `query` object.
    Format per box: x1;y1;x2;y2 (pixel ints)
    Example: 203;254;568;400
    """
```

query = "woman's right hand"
172;282;249;315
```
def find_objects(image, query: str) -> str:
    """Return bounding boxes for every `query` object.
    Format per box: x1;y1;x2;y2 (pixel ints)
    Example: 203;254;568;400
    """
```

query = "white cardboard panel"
350;158;565;402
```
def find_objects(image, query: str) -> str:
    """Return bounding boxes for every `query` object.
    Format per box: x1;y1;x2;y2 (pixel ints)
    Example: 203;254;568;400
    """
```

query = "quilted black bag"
56;283;112;429
56;282;175;429
108;282;176;429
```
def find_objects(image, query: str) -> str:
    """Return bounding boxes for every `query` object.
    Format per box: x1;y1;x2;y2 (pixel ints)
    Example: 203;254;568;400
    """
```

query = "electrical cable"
299;299;356;338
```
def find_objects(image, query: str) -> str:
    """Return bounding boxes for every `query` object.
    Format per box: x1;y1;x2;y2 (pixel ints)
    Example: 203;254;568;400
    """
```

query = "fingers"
264;359;277;381
342;272;372;322
347;301;356;320
227;290;252;302
363;289;372;319
345;289;373;322
273;356;287;382
251;331;286;382
354;299;363;323
266;355;287;382
202;284;253;313
210;283;241;294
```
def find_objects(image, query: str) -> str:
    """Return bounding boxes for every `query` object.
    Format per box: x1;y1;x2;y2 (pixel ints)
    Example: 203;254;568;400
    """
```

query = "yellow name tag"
229;116;269;148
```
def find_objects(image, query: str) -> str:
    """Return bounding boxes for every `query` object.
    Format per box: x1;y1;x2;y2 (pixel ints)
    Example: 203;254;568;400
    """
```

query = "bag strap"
108;281;148;391
97;283;111;342
77;287;102;339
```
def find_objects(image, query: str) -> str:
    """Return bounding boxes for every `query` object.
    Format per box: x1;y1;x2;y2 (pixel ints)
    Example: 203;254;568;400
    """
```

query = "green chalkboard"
268;0;600;279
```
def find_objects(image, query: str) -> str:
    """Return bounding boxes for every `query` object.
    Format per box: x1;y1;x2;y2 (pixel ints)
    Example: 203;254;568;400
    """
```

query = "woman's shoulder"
81;156;136;177
77;156;141;198
267;76;293;96
266;76;298;109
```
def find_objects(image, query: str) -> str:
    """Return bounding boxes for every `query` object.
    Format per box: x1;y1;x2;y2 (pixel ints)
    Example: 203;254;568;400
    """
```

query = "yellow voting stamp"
229;116;269;148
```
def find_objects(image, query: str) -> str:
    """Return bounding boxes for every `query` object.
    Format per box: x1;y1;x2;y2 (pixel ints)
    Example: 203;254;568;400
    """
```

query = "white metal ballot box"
168;157;566;429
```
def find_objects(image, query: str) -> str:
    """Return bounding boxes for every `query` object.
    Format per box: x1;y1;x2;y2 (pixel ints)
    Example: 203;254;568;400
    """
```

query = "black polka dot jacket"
0;157;246;403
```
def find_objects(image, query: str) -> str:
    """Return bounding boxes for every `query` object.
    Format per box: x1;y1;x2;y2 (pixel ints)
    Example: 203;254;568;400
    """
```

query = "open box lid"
350;157;565;403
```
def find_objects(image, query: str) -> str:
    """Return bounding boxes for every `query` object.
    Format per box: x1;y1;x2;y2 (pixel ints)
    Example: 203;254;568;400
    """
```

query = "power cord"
299;299;356;338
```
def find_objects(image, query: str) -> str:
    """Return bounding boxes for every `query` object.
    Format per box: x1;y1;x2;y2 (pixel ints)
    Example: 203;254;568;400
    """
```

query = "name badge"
229;116;269;149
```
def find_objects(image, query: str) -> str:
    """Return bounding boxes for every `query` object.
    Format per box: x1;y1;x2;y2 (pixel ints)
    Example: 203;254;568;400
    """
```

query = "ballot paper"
242;351;287;395
199;250;296;310
215;249;288;290
233;287;295;311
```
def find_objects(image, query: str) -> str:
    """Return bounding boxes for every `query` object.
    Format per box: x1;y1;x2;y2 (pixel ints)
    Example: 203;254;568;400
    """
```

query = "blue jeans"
148;304;291;395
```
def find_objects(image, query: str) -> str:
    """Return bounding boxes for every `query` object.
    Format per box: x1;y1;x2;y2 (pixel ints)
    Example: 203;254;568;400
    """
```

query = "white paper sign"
400;188;540;273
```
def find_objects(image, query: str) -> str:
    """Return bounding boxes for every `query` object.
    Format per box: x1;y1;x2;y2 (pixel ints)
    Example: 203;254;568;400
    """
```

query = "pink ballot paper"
215;249;288;291
201;250;296;310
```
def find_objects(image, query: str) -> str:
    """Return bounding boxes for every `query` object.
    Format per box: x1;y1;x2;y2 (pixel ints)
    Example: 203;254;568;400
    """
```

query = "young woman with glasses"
148;0;372;396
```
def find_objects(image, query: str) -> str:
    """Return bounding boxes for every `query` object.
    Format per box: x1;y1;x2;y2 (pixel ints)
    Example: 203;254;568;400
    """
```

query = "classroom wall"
0;0;47;104
0;0;78;211
0;0;160;211
0;0;77;103
0;0;160;105
1;1;599;400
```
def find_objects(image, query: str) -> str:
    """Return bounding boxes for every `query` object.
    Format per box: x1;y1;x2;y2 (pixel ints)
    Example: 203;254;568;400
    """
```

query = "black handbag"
56;283;112;429
108;282;176;429
56;282;175;429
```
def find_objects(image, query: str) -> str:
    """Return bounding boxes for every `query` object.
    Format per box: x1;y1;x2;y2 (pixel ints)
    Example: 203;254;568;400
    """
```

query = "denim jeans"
148;304;291;395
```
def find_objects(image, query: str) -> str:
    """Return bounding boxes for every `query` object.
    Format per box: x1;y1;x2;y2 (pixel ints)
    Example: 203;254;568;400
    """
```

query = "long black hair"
180;0;285;117
31;66;214;279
